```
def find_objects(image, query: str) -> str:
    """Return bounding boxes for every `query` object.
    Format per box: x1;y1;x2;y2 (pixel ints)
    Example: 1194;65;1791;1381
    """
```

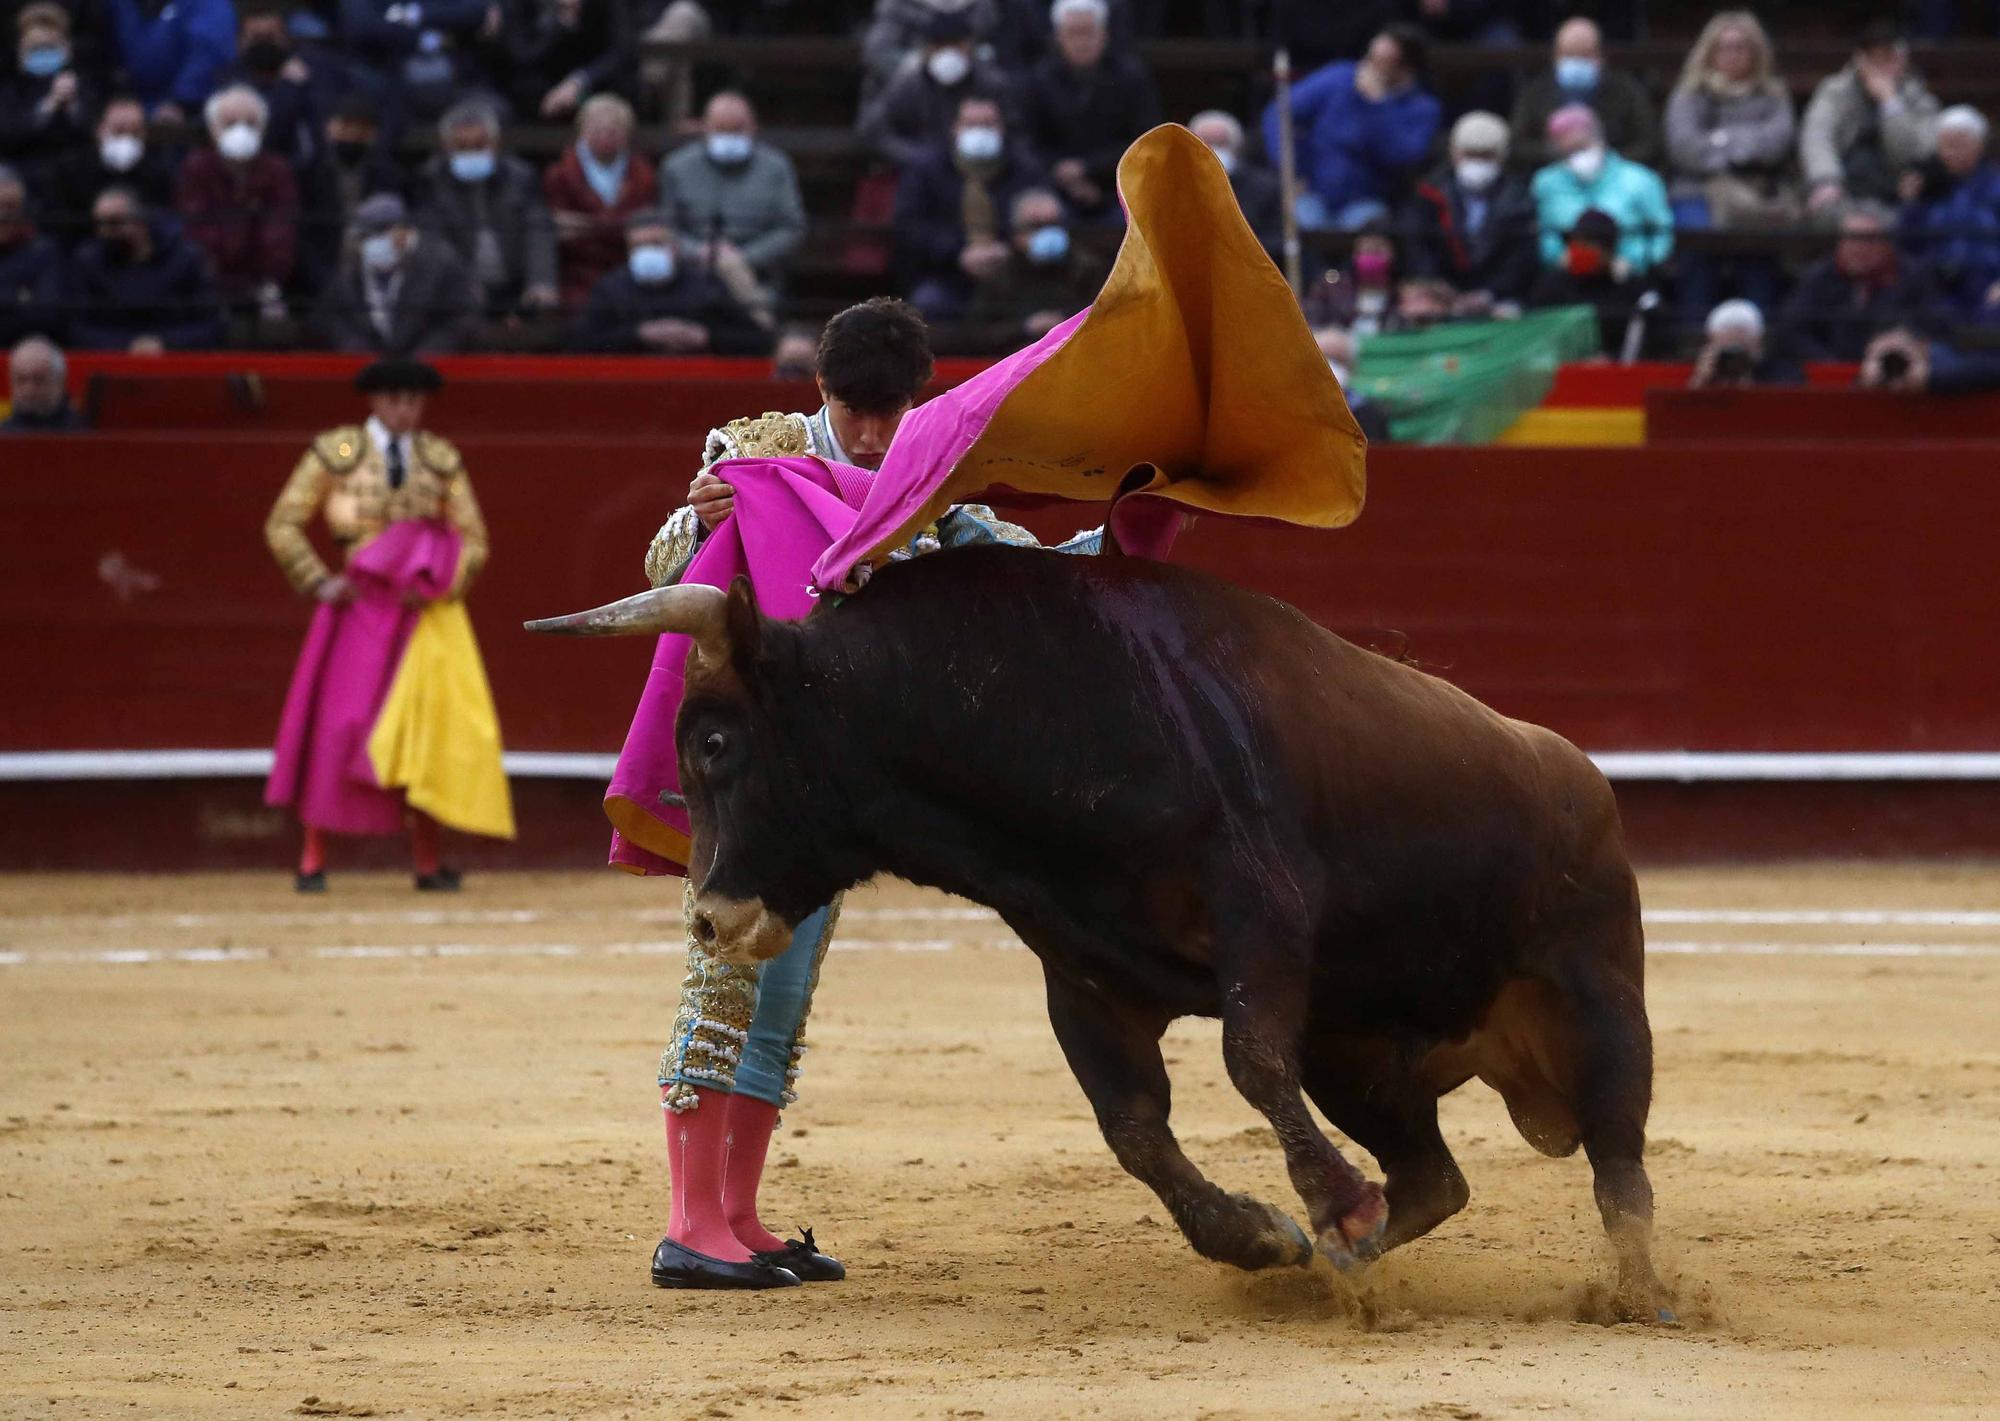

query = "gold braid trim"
659;879;762;1112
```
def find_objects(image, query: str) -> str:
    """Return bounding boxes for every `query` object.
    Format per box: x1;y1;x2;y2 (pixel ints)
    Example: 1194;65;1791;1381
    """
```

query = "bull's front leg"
1216;941;1388;1270
1043;966;1312;1271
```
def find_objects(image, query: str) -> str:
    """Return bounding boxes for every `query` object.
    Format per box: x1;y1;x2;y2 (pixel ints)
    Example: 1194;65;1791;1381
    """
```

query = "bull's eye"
703;731;727;762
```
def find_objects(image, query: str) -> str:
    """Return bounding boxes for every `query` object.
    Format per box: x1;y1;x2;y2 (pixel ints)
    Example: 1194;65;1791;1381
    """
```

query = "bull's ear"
724;574;764;673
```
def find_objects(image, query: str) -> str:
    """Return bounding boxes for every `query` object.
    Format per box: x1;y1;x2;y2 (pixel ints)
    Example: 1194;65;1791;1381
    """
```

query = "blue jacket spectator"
65;187;224;350
0;164;62;344
339;0;491;122
1899;105;2000;314
1261;26;1441;230
1530;104;1674;273
107;0;237;117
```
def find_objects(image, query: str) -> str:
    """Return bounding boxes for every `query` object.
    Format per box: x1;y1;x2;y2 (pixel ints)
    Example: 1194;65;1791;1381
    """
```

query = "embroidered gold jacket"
643;411;813;589
264;424;489;598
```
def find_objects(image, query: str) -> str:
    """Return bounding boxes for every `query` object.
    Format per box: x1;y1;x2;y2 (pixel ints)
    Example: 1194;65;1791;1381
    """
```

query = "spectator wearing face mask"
45;93;176;244
570;206;769;355
65;185;225;351
1510;16;1661;173
3;333;84;430
1897;105;2000;317
0;2;96;180
1188;109;1281;261
1526;207;1668;359
1020;0;1159;225
964;185;1105;349
1262;24;1441;232
1689;298;1798;388
0;164;61;345
1301;220;1398;336
501;0;634;122
296;93;410;297
859;7;1020;171
216;3;325;168
544;92;657;309
106;0;237;123
1531;104;1672;275
1777;201;1947;363
892;91;1046;321
318;191;481;354
658;89;804;318
1402;109;1539;308
861;0;999;99
416;99;560;320
176;83;301;327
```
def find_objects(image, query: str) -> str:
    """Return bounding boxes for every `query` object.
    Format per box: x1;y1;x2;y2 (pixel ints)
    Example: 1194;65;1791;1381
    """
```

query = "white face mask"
100;133;144;172
1455;157;1500;191
1566;144;1607;182
216;122;262;161
704;131;753;165
360;232;401;273
926;46;971;86
955;125;1002;163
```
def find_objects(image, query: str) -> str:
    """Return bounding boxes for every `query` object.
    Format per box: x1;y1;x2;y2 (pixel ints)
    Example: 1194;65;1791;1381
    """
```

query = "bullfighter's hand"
689;471;735;529
315;574;354;604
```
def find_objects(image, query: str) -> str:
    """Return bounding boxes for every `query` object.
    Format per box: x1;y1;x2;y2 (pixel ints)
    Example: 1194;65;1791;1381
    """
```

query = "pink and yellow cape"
267;519;515;841
603;123;1368;875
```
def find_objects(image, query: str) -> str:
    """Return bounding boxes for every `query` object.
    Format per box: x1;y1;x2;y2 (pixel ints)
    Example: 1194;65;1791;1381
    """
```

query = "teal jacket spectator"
1531;147;1674;273
1261;37;1441;225
106;0;237;115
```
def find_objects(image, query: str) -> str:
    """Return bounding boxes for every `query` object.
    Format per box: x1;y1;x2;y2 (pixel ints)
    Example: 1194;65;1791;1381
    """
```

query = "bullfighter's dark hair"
816;298;934;414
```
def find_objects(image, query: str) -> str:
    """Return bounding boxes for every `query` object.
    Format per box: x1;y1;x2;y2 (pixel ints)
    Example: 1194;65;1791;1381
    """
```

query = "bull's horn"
524;583;730;667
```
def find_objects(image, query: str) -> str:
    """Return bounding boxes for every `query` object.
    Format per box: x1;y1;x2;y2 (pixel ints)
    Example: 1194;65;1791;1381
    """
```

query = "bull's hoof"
1315;1185;1389;1272
1197;1192;1313;1271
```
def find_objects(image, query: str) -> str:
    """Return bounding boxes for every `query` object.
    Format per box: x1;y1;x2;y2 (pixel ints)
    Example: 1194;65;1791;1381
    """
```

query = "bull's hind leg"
1302;1035;1469;1253
1555;959;1674;1322
1043;968;1312;1271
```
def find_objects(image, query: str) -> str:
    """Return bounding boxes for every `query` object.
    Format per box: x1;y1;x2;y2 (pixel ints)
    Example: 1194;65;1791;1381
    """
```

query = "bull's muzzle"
690;893;795;966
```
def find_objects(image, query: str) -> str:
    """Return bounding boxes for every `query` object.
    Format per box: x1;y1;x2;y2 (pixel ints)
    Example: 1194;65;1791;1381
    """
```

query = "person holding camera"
1689;298;1800;387
1775;201;1947;362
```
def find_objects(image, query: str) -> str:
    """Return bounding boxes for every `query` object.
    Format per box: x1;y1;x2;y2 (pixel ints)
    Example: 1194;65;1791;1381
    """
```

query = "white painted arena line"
4;938;1998;968
10;902;2000;932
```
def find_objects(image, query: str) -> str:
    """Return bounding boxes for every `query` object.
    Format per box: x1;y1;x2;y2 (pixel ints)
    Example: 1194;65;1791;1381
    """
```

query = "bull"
530;545;1672;1320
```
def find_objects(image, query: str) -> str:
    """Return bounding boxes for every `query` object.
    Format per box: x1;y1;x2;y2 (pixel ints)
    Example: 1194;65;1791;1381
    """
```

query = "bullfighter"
264;357;514;892
628;297;1100;1290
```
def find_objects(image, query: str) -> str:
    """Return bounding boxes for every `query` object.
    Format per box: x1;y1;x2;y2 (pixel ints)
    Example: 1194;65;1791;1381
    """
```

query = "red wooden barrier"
6;434;1998;757
1647;386;2000;444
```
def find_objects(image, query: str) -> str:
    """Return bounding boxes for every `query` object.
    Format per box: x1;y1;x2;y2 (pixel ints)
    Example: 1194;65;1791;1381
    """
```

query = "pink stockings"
662;1086;788;1260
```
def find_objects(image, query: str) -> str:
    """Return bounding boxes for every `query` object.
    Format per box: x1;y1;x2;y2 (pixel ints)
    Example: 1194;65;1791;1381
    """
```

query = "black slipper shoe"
414;868;462;892
651;1237;801;1290
753;1227;846;1283
294;870;327;894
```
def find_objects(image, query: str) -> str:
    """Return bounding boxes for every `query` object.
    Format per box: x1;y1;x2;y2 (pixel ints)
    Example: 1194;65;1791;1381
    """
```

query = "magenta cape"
605;457;873;875
266;520;462;835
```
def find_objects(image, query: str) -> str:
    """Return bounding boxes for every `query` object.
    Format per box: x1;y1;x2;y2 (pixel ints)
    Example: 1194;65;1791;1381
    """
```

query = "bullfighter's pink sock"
408;814;442;877
721;1094;788;1254
299;826;326;875
664;1085;754;1261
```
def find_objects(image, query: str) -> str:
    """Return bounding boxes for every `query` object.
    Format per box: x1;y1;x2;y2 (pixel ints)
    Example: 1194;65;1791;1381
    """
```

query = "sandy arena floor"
2;865;1997;1419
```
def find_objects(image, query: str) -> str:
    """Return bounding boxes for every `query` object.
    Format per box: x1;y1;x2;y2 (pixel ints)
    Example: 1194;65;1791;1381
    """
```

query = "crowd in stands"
10;0;2000;420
